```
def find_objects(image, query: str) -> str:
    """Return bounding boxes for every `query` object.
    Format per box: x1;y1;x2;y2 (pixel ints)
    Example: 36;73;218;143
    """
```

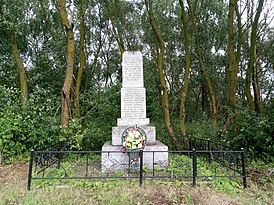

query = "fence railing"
27;149;246;191
189;137;244;168
189;136;234;151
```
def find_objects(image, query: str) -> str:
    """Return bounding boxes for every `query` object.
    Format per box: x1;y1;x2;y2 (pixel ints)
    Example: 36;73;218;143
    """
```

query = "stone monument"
101;51;168;171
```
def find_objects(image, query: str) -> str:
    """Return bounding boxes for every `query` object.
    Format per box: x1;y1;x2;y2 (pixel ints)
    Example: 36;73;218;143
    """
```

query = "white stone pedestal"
101;141;168;171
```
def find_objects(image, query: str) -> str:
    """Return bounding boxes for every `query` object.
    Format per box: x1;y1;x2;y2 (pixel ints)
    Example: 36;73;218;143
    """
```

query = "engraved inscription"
122;51;143;87
121;88;146;118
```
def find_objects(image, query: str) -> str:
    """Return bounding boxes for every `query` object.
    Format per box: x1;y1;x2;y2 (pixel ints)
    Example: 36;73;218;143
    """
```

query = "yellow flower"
128;133;134;138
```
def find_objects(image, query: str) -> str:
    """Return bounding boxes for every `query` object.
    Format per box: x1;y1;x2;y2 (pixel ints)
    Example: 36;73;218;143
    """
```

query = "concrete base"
112;126;156;145
101;141;168;171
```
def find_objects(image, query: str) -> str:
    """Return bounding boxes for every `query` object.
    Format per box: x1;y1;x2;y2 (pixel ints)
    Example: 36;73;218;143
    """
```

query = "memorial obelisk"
101;51;168;170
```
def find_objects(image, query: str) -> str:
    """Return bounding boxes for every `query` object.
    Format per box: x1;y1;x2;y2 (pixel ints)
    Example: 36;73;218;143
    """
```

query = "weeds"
0;159;273;205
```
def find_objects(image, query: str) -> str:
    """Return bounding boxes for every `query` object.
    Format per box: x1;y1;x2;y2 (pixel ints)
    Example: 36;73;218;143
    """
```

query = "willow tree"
7;31;28;105
145;0;180;149
179;0;191;148
245;0;265;113
58;0;75;126
104;0;126;54
221;0;238;137
0;2;28;105
186;0;218;136
75;0;85;118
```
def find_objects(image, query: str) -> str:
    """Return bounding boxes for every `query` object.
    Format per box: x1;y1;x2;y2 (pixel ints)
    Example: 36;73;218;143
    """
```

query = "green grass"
1;177;273;205
0;159;273;205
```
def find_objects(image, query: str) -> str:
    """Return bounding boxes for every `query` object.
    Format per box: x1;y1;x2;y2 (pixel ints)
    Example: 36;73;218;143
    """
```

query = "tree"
103;0;125;54
186;0;218;136
7;30;28;105
145;0;180;149
0;1;28;105
221;0;238;137
58;0;75;126
74;0;85;118
179;0;191;148
245;0;265;113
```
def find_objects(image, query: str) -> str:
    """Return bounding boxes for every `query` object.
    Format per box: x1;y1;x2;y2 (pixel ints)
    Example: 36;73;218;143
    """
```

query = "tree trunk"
186;0;217;136
145;0;180;150
75;0;85;118
228;0;237;108
201;83;209;114
235;2;243;78
253;58;263;113
7;31;28;105
221;0;238;137
179;0;190;148
58;0;75;127
245;0;264;111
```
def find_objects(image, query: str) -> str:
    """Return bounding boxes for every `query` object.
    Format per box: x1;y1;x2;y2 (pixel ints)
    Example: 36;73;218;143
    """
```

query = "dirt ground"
0;162;273;205
0;162;28;186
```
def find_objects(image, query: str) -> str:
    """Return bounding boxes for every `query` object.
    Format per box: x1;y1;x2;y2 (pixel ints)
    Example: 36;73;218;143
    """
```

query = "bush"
234;107;273;162
0;85;61;163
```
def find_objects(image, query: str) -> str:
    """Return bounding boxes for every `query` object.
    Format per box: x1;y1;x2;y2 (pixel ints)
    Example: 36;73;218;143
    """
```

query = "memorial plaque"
121;88;146;119
122;51;143;87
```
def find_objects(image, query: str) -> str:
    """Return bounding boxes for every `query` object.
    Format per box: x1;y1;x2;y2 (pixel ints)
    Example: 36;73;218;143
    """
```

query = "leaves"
0;0;273;163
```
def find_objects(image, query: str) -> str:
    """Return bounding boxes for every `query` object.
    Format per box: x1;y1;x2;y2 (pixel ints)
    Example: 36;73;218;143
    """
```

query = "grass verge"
0;162;273;205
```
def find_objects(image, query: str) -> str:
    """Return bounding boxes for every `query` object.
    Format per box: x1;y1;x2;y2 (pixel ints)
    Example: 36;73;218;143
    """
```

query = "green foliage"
170;153;192;176
212;177;242;195
81;121;108;151
0;85;61;163
83;85;120;128
60;119;85;151
79;85;120;150
186;117;216;139
0;0;273;165
0;86;26;163
233;106;274;162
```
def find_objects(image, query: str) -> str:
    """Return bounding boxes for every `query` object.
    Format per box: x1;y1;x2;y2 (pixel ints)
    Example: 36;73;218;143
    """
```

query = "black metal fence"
189;136;234;151
27;148;246;191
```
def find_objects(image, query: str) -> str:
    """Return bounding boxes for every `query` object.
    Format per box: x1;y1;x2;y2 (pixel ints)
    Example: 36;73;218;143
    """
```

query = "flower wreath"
121;125;146;164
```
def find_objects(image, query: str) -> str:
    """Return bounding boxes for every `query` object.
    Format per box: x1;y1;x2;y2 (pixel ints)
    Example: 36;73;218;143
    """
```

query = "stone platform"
101;141;168;171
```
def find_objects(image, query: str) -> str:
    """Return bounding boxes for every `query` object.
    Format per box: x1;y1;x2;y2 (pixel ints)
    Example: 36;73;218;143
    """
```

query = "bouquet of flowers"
121;126;146;164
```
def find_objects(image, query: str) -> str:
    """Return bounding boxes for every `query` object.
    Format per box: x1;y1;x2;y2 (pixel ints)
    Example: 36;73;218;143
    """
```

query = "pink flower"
142;142;145;149
121;147;126;153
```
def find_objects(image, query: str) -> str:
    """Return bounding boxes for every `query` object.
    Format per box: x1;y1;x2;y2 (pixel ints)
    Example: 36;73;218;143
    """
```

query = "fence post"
192;149;197;187
27;149;34;191
85;153;88;177
128;152;131;175
241;148;247;189
189;139;192;150
139;150;143;186
57;152;62;169
152;151;155;176
207;139;211;164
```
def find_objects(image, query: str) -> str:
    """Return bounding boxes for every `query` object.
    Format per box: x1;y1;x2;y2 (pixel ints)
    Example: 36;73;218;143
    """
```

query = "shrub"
0;85;61;163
